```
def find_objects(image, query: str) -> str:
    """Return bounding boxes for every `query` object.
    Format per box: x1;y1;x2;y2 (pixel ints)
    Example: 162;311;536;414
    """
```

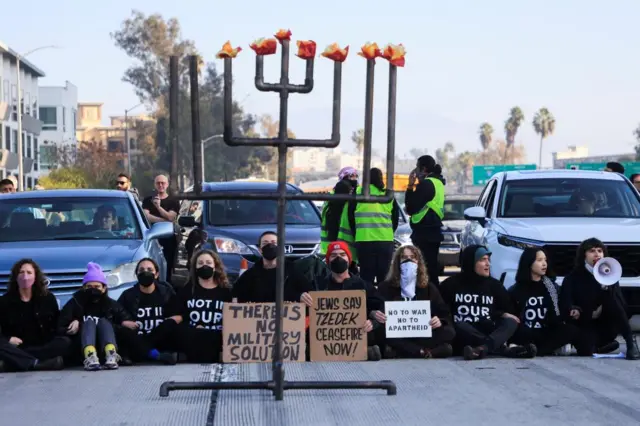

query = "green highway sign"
473;164;537;186
565;162;640;179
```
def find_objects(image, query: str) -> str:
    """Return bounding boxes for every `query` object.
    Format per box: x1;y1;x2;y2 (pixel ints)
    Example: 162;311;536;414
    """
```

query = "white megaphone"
593;257;622;286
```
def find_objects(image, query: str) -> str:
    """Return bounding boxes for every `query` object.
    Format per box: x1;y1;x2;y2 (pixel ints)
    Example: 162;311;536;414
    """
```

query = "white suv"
461;169;640;313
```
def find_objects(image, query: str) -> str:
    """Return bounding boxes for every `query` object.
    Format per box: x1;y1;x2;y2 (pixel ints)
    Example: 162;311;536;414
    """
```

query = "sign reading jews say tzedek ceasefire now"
384;301;432;338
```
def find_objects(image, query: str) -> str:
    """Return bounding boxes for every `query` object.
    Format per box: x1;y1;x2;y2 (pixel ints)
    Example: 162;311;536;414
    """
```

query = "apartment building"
0;41;44;189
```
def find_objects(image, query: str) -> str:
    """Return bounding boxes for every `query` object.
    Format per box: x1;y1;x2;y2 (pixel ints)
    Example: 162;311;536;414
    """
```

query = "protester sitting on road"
296;241;384;361
58;262;135;371
376;245;455;359
559;238;640;360
116;258;178;365
167;249;232;363
232;231;297;303
440;245;536;360
0;259;70;372
509;248;593;357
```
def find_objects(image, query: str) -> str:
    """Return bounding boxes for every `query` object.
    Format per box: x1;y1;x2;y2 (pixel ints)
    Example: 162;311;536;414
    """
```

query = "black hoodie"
232;259;298;303
404;173;446;242
57;289;132;335
439;245;513;323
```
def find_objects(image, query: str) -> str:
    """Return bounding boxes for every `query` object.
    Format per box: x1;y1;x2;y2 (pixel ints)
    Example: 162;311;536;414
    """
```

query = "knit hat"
326;241;352;263
82;262;107;286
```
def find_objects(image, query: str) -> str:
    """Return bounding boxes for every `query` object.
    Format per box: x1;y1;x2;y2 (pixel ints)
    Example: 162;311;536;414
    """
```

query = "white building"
0;41;45;189
37;81;78;179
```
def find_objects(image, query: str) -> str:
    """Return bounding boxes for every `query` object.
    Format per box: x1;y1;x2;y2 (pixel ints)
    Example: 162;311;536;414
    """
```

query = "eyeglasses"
115;181;126;186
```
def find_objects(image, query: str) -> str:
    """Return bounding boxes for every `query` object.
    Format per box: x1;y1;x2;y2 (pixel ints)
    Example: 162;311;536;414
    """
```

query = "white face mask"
400;261;418;299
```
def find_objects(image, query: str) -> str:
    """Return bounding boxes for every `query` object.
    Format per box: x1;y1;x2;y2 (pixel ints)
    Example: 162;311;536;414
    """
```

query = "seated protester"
559;238;640;360
58;262;136;371
116;258;178;365
168;249;232;363
297;241;384;361
232;231;296;303
376;245;455;359
0;259;71;372
509;248;593;356
440;245;536;360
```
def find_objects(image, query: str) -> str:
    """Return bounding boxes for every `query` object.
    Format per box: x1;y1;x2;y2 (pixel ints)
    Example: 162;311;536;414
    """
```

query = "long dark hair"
575;237;608;267
515;248;553;283
8;259;49;297
370;168;385;192
326;179;352;222
417;155;443;176
189;249;229;289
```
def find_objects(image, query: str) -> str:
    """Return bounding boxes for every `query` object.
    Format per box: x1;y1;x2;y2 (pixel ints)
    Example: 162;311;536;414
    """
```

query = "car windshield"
498;178;640;218
208;199;321;225
0;197;142;242
444;200;476;221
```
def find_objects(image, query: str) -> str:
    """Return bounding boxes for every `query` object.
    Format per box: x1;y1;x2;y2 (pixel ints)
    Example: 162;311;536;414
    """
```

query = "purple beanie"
83;262;107;286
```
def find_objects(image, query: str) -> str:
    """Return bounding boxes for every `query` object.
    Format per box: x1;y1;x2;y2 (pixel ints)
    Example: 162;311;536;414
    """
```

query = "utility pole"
124;102;143;177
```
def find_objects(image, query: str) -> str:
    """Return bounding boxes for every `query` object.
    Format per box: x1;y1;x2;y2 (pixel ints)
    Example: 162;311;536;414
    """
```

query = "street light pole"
124;102;143;177
15;45;59;191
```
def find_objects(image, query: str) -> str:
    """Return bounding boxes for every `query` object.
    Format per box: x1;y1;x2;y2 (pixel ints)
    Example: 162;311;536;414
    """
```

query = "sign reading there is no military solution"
384;300;432;338
309;290;367;362
222;302;306;363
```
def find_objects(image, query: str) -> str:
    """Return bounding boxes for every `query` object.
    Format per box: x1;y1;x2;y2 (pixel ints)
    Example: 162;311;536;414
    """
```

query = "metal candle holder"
160;34;401;401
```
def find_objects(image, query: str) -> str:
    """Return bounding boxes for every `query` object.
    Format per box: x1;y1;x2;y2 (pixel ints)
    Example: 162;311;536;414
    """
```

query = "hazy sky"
4;0;640;167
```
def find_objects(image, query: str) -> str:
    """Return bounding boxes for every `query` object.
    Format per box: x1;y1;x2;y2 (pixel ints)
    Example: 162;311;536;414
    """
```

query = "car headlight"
497;234;543;250
211;237;254;255
106;262;138;289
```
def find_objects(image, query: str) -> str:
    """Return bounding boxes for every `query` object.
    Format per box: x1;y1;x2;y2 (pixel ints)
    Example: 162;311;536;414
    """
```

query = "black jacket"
404;173;446;242
117;281;175;317
232;260;298;303
57;289;132;334
378;281;452;327
0;291;59;345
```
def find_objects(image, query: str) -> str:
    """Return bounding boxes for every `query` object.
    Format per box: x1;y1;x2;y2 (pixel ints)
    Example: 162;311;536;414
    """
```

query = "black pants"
571;287;633;347
453;318;518;353
81;317;117;352
413;239;441;286
357;241;395;286
0;336;71;371
512;324;593;356
160;236;178;283
116;319;180;362
174;323;222;363
386;324;456;358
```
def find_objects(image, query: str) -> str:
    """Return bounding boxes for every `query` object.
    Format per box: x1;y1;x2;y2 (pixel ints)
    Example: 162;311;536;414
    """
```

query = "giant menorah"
160;30;405;401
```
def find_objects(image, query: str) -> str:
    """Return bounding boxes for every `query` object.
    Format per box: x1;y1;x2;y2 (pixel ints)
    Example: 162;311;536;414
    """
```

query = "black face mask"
137;271;155;287
196;265;215;280
348;179;358;189
85;287;104;303
262;244;278;261
330;257;349;274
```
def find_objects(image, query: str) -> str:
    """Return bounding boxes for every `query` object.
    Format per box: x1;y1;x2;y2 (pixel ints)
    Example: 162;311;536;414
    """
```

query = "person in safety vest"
405;155;446;287
347;168;399;286
320;180;354;256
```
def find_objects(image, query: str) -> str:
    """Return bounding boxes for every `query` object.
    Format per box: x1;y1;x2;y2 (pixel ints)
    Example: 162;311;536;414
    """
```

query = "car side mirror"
178;216;198;228
147;222;174;240
464;206;487;226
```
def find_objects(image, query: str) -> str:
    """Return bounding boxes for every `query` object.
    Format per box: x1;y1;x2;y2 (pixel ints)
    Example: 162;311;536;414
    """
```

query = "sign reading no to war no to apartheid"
384;300;432;338
222;302;306;364
309;290;367;362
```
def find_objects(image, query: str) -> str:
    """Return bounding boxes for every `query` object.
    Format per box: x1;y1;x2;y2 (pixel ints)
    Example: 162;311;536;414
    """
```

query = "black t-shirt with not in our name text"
136;290;167;335
169;284;232;330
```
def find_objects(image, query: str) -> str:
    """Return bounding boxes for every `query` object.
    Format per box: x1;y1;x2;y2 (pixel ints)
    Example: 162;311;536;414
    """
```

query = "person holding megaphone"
559;238;640;360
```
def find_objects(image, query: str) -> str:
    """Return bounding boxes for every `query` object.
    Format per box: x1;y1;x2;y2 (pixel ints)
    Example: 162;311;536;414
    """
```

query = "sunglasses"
115;181;127;186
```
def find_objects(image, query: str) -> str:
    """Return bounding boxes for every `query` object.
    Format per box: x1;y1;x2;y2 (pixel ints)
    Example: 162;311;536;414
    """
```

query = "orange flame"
296;40;317;59
382;43;406;67
357;42;381;60
275;29;292;42
321;43;349;63
250;38;278;56
216;41;242;59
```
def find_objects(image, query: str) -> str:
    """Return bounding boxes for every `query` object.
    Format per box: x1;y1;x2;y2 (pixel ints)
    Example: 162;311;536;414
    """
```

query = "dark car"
178;181;321;283
438;194;478;267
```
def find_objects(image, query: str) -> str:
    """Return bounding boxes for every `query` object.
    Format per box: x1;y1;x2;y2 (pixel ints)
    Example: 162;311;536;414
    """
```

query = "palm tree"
504;107;524;164
479;123;493;150
351;129;365;154
532;108;556;167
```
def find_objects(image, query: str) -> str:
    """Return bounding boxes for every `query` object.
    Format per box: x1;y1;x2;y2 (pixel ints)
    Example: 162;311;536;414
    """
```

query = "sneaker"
158;352;178;365
104;350;122;370
425;343;453;359
83;352;101;371
463;345;488;361
596;341;619;354
502;343;537;359
367;345;382;361
120;356;134;367
383;346;397;359
625;338;640;360
34;356;64;371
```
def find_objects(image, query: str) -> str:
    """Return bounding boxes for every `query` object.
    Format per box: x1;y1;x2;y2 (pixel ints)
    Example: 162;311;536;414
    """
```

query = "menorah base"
158;379;397;399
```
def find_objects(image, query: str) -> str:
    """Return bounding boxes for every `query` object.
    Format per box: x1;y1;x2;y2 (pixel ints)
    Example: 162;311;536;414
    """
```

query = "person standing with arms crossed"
405;155;446;287
143;175;180;284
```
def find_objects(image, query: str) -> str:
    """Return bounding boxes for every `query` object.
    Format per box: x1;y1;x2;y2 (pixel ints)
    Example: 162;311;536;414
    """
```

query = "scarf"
400;261;418;300
542;276;561;317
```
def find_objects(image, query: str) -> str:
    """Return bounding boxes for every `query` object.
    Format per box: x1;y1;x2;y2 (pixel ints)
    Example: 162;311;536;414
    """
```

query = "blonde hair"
385;245;429;288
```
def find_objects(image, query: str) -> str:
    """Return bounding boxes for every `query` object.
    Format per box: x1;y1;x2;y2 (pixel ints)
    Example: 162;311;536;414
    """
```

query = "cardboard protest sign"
384;300;432;338
309;290;367;362
222;303;306;363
